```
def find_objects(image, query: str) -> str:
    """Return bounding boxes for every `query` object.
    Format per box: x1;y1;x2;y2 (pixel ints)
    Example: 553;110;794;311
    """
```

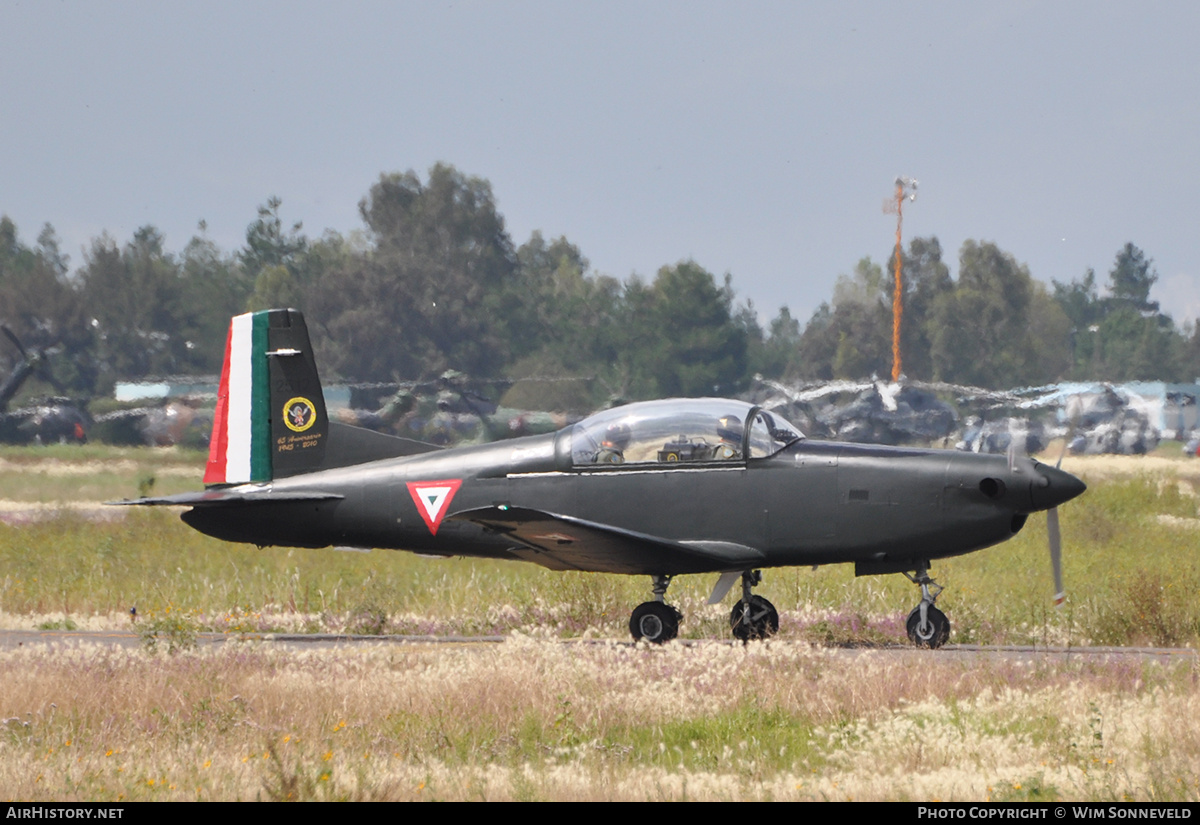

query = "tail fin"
204;309;328;485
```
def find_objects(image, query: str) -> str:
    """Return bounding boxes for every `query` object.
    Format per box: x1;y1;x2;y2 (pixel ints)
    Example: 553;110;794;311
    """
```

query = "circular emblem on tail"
283;397;317;432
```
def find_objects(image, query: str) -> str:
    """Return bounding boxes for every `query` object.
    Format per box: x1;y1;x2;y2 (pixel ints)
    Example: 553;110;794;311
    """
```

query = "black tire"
906;604;950;648
729;595;780;641
629;601;681;643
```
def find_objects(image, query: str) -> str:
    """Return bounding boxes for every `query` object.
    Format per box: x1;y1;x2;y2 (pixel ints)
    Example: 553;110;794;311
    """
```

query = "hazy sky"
3;1;1198;326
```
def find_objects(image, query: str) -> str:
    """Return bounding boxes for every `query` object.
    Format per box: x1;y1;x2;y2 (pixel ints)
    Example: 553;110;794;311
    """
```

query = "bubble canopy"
568;398;804;467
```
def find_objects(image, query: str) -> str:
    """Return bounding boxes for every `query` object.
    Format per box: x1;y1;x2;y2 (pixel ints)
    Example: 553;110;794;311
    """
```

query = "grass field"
2;638;1197;801
1;444;1198;800
2;445;1198;647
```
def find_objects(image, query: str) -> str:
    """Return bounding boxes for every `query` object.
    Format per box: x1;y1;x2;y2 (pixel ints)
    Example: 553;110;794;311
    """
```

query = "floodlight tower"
887;177;918;382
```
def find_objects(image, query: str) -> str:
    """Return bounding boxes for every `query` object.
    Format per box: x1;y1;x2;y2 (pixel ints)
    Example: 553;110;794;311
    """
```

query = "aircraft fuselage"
182;430;1083;577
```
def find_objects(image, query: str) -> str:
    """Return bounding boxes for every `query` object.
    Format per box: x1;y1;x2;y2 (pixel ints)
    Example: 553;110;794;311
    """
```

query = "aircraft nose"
1029;464;1087;511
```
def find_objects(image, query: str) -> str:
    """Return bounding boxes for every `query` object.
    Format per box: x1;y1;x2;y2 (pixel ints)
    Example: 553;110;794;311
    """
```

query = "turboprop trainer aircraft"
121;309;1086;646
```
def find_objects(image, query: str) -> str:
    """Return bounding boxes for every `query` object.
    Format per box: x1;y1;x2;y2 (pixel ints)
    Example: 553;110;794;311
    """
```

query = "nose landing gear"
904;564;950;648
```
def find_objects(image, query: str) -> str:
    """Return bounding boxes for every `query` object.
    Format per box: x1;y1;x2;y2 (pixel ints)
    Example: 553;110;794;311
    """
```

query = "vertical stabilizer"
204;309;328;485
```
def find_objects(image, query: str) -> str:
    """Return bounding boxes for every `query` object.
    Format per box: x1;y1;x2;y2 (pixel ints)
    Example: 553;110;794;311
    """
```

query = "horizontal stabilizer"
110;489;343;508
450;506;758;575
320;421;441;469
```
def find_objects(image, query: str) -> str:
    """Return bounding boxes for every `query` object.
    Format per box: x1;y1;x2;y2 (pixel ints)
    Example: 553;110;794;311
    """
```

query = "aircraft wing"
110;490;344;507
450;506;764;574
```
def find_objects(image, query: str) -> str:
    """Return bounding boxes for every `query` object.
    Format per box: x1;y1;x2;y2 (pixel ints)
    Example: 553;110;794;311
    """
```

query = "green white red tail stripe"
204;311;272;484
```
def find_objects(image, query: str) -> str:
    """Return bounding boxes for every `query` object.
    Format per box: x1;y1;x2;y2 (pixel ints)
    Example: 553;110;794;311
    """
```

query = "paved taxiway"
1;629;1195;661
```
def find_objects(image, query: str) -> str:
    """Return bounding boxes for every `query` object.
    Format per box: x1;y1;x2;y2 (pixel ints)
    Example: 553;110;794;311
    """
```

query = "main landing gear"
904;564;950;648
629;575;682;643
729;570;779;642
628;570;780;644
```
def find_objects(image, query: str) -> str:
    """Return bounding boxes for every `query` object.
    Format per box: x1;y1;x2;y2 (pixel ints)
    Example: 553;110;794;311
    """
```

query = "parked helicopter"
119;309;1086;646
0;325;89;445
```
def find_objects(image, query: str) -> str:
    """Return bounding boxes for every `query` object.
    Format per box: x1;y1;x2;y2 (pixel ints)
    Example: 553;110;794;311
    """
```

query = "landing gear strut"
629;575;682;643
729;570;779;642
904;564;950;648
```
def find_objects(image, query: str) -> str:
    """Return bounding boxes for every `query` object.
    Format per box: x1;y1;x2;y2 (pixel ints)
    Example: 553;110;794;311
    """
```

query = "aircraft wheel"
906;604;950;648
630;601;680;643
730;595;779;641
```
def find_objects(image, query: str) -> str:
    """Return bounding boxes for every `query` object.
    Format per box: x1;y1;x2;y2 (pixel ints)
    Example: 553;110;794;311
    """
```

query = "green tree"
601;262;749;398
1053;244;1186;380
77;226;190;385
242;198;309;313
313;164;519;381
1052;267;1103;377
1053;267;1102;330
927;240;1070;387
0;217;88;395
928;241;1026;385
648;263;748;396
797;257;890;380
179;226;252;369
509;230;593;360
753;305;803;379
497;231;627;408
242;198;307;277
1023;284;1073;382
1107;242;1158;312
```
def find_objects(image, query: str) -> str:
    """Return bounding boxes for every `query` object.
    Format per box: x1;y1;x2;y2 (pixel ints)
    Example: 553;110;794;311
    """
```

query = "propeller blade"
1047;506;1065;606
1;325;28;360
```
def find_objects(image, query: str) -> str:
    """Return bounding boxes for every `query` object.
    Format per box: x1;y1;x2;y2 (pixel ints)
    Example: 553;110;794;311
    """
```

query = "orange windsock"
887;177;917;382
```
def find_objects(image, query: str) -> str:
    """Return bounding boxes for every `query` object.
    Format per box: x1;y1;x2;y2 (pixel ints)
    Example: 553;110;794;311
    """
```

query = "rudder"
204;309;328;485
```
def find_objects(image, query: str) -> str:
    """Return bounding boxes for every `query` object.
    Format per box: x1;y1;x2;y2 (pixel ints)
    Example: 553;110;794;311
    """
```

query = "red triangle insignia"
406;479;463;535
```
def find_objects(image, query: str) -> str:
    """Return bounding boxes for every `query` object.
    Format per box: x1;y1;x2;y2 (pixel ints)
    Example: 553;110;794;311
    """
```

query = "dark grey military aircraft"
121;309;1086;647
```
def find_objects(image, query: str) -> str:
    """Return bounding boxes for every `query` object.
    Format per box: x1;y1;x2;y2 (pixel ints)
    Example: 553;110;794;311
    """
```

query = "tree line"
2;163;1197;411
